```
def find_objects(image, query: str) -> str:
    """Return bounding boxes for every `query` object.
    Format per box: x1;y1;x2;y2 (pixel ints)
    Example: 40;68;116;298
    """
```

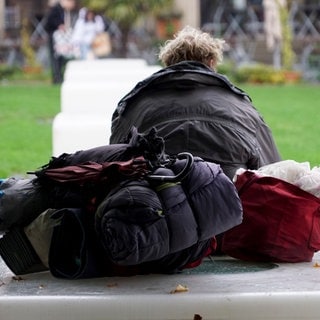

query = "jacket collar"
115;61;251;118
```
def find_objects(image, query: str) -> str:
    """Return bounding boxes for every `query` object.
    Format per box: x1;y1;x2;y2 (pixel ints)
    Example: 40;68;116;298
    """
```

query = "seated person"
110;26;281;180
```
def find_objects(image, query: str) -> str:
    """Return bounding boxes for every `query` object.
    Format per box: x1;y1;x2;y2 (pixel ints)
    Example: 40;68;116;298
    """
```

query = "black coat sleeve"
44;4;64;34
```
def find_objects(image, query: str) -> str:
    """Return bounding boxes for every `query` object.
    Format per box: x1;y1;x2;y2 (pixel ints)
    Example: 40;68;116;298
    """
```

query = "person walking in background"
71;8;106;60
72;8;105;59
44;0;77;84
263;0;286;69
110;26;281;180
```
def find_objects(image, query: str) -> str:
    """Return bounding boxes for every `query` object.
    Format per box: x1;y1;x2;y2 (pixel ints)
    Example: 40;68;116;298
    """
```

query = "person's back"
110;26;281;179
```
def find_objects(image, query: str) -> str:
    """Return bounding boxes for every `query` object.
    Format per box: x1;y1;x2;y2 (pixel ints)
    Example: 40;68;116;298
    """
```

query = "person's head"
158;26;225;70
85;10;96;21
60;0;76;10
48;0;59;7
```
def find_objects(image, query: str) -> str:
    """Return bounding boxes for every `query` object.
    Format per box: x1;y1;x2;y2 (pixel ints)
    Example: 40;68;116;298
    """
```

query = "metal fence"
202;1;320;79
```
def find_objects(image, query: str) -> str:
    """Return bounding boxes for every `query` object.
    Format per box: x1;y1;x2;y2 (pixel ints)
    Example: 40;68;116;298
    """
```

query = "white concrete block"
61;82;133;114
53;58;160;155
65;58;148;73
63;58;160;82
52;113;109;156
64;64;160;83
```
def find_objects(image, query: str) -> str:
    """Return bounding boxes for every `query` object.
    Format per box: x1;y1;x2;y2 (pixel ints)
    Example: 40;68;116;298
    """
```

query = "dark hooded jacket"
110;61;281;180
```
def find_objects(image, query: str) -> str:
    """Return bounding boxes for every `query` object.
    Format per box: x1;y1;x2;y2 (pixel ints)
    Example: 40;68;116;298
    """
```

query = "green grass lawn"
242;84;320;167
0;82;319;177
0;83;60;177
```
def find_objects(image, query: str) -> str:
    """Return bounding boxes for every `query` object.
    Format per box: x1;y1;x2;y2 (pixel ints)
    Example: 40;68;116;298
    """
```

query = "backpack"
221;170;320;262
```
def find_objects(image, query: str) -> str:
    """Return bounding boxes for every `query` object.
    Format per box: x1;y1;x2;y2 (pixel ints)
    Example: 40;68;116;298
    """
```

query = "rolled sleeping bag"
170;157;243;238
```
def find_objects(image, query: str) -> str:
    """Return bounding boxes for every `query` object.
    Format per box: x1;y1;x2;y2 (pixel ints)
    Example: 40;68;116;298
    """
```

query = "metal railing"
203;2;320;41
202;1;320;78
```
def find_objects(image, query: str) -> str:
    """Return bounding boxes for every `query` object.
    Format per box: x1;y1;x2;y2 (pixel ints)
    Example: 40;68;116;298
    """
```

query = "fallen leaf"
170;284;189;294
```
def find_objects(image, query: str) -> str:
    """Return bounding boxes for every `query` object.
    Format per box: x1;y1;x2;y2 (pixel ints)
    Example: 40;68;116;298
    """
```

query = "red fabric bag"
222;170;320;262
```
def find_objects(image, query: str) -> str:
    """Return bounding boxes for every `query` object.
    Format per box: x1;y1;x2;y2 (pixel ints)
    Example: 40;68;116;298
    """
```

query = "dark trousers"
48;35;66;84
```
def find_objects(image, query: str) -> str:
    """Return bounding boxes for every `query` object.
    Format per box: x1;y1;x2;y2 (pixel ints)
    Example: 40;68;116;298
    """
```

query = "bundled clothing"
94;156;242;270
110;61;281;180
0;129;243;278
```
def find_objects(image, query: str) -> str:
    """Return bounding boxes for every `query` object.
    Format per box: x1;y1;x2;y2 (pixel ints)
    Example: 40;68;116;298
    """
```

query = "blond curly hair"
158;26;225;70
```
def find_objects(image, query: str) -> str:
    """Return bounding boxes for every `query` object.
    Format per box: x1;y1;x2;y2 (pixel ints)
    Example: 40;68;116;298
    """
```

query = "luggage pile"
0;128;243;279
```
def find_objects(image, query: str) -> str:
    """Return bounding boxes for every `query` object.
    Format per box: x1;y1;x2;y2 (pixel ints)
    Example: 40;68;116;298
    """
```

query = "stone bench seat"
52;113;109;155
1;252;320;320
63;65;160;83
61;81;138;114
52;58;160;156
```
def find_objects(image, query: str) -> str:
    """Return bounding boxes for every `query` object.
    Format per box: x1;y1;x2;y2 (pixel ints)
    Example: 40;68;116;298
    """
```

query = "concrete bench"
52;113;109;153
61;81;142;114
63;61;160;84
52;58;160;156
1;252;320;320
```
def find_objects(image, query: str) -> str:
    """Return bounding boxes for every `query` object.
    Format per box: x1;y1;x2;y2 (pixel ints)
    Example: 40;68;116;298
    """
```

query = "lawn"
242;84;320;167
0;82;319;177
0;83;60;177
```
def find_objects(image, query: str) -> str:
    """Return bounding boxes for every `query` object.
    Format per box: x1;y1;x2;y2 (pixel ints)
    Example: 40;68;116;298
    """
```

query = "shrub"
233;64;286;84
217;60;236;80
0;65;20;80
